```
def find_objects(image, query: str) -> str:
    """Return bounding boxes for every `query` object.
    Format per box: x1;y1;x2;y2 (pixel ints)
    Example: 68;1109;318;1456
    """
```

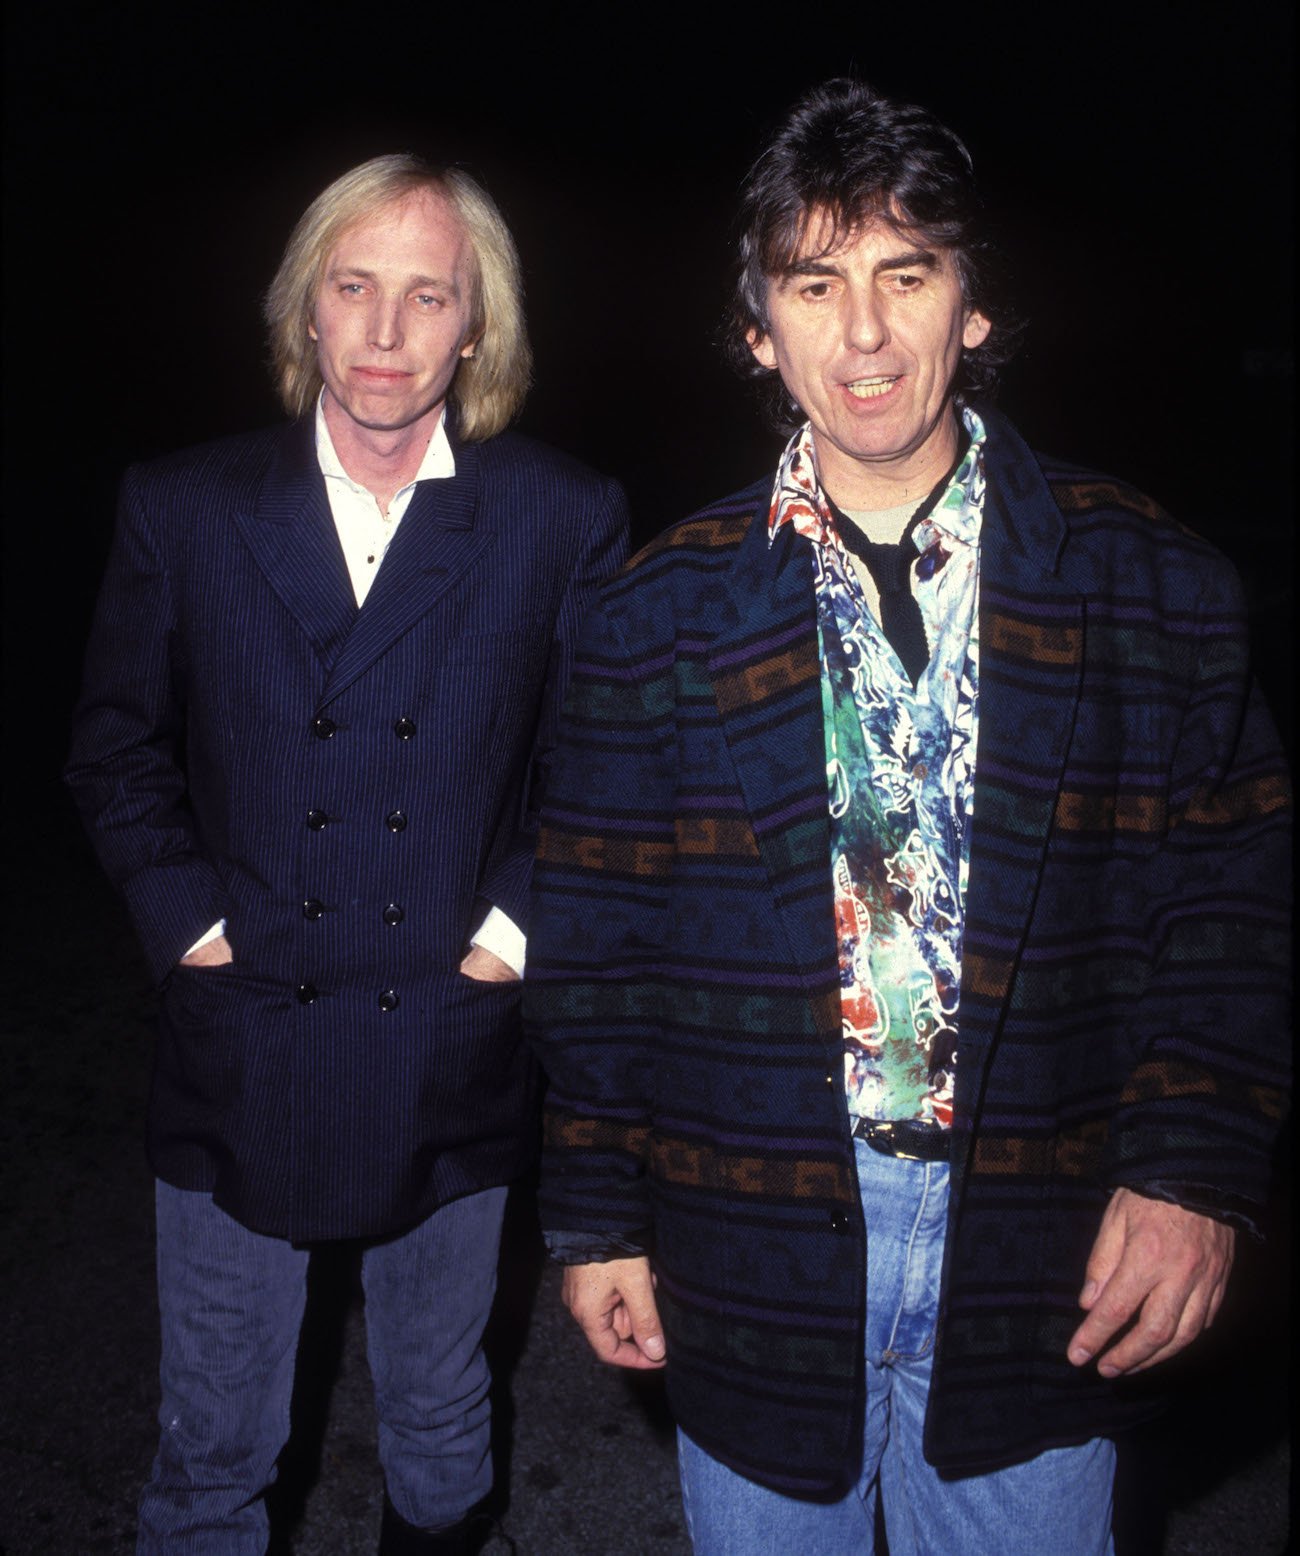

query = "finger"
1204;1262;1231;1328
1102;1242;1237;1376
583;1313;664;1370
598;1259;666;1362
1101;1290;1213;1375
562;1262;665;1369
610;1269;666;1369
1078;1194;1128;1308
1068;1259;1148;1366
580;1316;625;1364
1095;1284;1206;1376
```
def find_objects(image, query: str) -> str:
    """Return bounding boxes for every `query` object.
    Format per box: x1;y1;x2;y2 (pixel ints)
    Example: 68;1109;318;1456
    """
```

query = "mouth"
845;376;900;399
353;367;412;382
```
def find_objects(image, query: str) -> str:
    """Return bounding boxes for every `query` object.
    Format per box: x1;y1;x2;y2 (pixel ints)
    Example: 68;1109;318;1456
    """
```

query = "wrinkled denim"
678;1142;1115;1554
138;1180;506;1553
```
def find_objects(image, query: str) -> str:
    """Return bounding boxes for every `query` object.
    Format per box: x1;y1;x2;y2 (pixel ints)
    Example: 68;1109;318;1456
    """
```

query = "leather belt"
852;1117;951;1162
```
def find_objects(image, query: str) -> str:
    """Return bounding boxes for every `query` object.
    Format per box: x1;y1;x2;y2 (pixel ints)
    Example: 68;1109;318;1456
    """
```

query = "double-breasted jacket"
68;418;628;1241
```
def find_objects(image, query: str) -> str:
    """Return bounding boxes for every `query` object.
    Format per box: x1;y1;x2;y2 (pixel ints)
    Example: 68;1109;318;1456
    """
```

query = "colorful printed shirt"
767;408;986;1126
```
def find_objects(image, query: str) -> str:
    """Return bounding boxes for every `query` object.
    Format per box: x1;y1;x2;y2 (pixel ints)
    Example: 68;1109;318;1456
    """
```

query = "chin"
349;403;423;432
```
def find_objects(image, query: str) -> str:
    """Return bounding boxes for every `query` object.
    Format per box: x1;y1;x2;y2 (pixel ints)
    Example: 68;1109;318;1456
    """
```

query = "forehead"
786;207;951;270
328;189;470;272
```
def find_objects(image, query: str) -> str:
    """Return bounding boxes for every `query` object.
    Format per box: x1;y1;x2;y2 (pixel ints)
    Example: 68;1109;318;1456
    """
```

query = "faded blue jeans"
138;1180;507;1554
679;1141;1115;1555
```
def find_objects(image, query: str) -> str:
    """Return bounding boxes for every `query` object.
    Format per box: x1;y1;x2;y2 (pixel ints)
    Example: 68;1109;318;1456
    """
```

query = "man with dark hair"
66;156;627;1553
526;79;1289;1551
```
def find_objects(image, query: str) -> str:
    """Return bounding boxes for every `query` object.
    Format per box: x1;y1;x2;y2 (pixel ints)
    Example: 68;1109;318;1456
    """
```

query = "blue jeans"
138;1180;507;1554
678;1142;1115;1555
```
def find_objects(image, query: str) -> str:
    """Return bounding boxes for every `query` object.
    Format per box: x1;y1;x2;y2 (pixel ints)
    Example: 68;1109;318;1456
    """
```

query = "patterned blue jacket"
525;407;1290;1488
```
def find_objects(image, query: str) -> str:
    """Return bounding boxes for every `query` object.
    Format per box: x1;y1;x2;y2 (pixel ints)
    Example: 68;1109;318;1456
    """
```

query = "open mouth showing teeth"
846;377;899;399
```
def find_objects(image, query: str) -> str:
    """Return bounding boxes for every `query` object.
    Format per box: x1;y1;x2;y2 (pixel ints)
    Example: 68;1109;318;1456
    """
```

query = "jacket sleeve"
1103;559;1291;1228
523;577;674;1245
472;476;630;937
64;467;227;984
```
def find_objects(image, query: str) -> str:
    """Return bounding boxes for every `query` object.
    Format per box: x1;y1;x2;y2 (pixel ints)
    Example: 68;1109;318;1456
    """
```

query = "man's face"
309;189;477;436
750;212;990;502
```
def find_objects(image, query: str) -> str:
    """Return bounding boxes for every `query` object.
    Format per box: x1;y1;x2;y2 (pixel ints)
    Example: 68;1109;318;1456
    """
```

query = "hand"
562;1256;666;1370
458;945;520;983
179;934;233;968
1067;1188;1235;1378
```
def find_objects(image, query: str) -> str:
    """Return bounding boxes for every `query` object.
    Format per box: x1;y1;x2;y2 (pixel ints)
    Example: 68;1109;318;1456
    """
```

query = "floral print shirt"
767;408;986;1126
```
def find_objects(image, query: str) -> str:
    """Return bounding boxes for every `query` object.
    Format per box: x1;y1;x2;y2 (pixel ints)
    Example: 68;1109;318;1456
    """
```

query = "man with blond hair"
67;155;627;1553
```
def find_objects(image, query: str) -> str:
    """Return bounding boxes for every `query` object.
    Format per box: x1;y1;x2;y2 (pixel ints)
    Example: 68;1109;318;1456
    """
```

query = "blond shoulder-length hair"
264;154;531;442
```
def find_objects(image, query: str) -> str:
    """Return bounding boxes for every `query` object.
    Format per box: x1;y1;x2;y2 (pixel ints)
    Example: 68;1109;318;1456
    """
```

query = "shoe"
378;1493;474;1554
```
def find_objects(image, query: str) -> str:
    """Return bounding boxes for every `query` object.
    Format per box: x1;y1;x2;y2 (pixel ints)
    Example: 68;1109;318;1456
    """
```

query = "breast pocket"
437;626;545;669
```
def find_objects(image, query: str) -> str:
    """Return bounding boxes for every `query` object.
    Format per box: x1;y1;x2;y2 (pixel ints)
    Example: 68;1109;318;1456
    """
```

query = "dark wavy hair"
726;78;1022;428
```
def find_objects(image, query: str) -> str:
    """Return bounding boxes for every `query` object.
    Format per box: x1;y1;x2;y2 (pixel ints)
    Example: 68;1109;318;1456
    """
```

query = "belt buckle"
874;1120;925;1161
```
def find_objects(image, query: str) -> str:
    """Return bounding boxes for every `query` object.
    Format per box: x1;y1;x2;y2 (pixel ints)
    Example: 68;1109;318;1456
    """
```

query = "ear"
747;326;777;371
962;309;991;350
307;318;318;342
459;336;479;361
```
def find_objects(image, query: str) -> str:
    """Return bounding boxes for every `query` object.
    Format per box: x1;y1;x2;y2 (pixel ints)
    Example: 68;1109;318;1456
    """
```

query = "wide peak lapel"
322;439;493;704
707;520;837;1020
955;420;1083;1161
234;423;357;669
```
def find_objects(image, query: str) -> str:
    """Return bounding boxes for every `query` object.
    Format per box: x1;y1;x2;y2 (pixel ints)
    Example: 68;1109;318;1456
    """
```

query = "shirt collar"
313;393;456;494
768;404;987;552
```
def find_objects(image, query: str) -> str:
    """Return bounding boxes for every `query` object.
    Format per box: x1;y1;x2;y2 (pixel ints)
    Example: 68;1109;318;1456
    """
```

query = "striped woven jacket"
524;407;1290;1491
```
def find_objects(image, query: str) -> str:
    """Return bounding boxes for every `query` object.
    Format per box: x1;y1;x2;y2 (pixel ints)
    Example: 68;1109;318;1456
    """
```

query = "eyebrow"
782;247;940;280
327;264;459;296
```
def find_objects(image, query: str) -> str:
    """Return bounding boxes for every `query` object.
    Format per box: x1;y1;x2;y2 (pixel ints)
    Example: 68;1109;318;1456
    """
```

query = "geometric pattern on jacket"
66;419;629;1242
525;406;1290;1491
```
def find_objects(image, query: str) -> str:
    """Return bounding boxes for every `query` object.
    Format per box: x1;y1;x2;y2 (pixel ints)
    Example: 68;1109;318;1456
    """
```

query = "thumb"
626;1285;666;1361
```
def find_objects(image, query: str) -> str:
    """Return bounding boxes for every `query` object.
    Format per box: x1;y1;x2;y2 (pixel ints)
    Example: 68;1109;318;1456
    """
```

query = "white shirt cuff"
183;919;227;958
470;907;526;977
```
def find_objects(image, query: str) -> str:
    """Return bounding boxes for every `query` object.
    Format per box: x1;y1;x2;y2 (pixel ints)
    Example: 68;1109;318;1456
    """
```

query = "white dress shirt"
184;398;525;975
315;394;455;606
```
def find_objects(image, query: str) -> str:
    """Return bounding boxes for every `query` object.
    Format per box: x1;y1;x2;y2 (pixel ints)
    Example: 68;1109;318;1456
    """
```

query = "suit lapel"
322;438;494;704
707;515;838;1027
953;413;1084;1171
233;422;357;670
236;421;494;698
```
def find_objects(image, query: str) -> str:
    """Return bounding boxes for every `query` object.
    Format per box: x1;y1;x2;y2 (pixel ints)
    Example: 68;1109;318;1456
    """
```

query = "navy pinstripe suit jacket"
526;406;1290;1488
68;417;629;1241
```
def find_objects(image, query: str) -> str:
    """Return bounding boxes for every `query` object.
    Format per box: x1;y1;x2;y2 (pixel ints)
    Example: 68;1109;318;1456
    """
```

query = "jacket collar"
234;417;496;697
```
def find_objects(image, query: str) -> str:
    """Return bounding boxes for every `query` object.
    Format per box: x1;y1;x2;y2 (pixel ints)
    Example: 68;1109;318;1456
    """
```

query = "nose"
845;283;887;355
369;295;403;352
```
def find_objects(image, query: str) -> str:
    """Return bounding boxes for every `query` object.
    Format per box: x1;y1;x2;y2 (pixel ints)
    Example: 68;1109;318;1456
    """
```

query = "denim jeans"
678;1141;1115;1555
138;1180;507;1553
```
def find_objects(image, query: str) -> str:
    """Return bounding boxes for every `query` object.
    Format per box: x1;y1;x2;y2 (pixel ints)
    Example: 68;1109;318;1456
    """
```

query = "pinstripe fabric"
525;408;1290;1491
67;418;629;1241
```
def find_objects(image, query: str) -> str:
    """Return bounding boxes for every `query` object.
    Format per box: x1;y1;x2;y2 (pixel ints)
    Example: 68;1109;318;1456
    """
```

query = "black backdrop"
4;4;1293;802
0;10;1293;1547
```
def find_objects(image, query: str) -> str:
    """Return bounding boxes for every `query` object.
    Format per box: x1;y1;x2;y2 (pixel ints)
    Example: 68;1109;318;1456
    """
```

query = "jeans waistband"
851;1116;951;1161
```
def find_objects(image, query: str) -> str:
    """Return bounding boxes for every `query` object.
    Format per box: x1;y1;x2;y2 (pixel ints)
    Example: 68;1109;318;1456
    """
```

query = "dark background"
2;4;1293;1551
4;3;1295;807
